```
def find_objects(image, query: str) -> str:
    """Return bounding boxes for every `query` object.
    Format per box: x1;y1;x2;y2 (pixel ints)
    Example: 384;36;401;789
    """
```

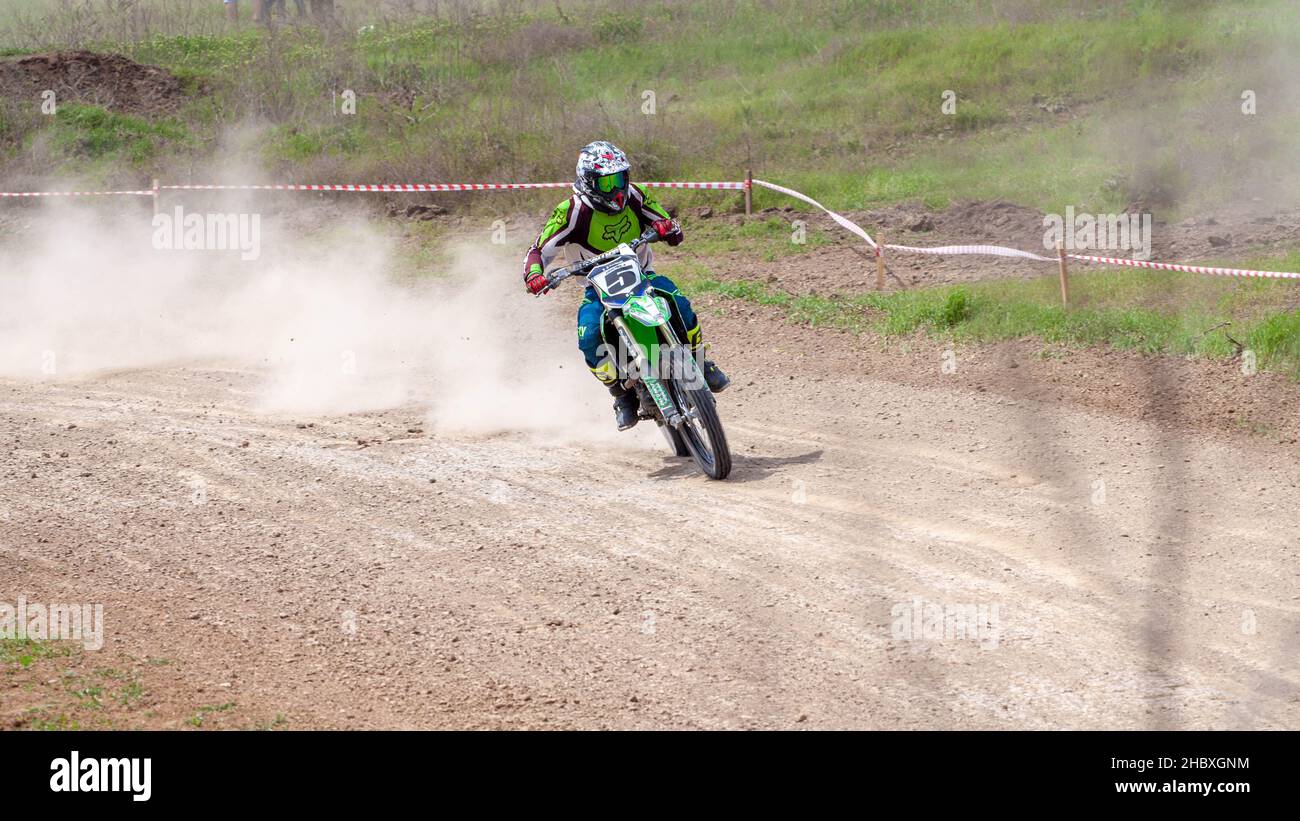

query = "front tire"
659;421;691;457
670;381;731;480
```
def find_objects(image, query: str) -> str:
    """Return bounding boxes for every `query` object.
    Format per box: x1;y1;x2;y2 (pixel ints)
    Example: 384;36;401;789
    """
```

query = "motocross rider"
524;141;730;430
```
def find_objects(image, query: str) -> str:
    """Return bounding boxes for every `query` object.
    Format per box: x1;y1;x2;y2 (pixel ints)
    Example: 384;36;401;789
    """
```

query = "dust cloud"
1094;3;1300;216
0;201;654;449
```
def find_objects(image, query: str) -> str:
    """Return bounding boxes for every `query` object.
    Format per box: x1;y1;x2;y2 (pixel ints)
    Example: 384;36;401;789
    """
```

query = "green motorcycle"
541;227;732;480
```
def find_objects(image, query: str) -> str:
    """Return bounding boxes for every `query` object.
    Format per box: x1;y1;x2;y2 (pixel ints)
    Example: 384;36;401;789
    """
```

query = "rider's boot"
612;386;639;431
686;325;730;394
593;359;639;431
701;359;729;393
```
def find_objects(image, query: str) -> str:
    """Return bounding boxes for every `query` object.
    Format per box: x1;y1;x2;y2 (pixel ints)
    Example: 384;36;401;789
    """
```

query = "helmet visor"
595;170;628;195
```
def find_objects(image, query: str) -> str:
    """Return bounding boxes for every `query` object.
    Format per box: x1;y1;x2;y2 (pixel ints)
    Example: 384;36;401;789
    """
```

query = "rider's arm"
527;197;580;277
631;183;672;228
631;184;683;246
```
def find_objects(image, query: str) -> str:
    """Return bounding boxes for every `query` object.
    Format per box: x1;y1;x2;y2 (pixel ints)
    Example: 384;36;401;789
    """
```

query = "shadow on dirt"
647;449;824;482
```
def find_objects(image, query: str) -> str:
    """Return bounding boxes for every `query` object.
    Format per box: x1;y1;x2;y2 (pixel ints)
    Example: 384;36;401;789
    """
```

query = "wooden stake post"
1057;241;1070;308
875;231;886;291
744;168;752;216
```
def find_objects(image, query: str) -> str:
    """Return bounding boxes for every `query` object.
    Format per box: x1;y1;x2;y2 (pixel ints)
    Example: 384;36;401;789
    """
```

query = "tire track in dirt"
5;298;1300;729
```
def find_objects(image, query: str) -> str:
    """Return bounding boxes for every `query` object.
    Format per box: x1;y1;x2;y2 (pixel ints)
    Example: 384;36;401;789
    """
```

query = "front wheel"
659;420;691;457
668;379;731;480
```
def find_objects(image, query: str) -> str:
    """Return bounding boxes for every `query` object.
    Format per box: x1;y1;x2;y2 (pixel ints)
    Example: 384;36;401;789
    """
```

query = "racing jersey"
524;183;673;281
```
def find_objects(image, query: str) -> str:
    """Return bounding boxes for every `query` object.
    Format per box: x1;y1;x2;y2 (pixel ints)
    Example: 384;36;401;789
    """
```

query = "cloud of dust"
0;201;657;450
415;241;659;450
1092;3;1300;217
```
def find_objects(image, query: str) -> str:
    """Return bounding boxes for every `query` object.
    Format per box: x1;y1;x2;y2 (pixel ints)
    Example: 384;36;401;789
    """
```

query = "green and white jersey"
526;183;672;278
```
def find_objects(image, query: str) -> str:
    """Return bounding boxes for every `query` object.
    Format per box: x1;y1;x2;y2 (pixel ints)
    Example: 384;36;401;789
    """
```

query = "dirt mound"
0;50;184;115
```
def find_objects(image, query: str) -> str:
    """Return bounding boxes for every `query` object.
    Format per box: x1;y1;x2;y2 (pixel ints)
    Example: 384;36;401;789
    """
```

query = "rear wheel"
668;379;731;480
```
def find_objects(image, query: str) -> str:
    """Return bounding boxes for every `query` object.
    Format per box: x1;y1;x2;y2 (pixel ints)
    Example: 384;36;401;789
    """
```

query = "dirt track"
4;280;1299;730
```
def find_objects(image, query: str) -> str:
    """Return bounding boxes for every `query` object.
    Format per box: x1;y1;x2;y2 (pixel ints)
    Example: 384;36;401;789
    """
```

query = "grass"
2;646;260;730
671;260;1300;378
1;640;163;730
265;121;364;163
70;681;106;709
677;215;835;261
1;0;1297;372
43;103;191;171
2;0;1299;217
0;638;78;668
251;713;289;731
117;679;146;707
187;701;237;728
25;712;82;731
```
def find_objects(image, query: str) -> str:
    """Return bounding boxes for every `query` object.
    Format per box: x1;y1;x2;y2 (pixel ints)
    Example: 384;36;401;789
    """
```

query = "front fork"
612;315;690;428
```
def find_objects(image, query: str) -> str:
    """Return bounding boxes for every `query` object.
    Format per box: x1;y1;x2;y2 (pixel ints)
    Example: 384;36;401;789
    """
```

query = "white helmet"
575;141;631;213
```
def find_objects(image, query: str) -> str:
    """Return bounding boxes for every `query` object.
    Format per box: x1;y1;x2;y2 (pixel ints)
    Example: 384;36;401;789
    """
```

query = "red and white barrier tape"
161;182;570;192
876;243;1299;280
1067;253;1300;281
752;178;877;248
884;242;1055;262
879;243;1299;280
0;180;747;196
0;189;155;198
3;176;1297;281
157;181;747;192
649;182;747;190
746;179;1299;281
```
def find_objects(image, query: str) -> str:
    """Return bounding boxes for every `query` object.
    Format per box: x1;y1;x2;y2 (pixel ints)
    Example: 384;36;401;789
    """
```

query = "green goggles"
595;171;628;194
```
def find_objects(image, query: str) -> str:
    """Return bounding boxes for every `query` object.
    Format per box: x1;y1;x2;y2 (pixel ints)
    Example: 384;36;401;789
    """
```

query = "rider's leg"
645;272;730;393
578;290;638;429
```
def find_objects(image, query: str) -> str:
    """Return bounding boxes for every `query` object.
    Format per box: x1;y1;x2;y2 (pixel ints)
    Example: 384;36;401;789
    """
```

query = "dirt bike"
540;227;732;480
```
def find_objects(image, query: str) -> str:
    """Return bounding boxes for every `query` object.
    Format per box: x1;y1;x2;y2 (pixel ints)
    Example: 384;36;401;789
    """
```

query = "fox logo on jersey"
602;214;632;242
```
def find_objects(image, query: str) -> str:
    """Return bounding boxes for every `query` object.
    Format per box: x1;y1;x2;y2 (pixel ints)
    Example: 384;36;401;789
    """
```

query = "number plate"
590;258;642;297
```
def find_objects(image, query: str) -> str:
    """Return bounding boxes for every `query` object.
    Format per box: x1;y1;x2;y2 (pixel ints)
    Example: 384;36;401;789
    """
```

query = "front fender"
614;315;678;423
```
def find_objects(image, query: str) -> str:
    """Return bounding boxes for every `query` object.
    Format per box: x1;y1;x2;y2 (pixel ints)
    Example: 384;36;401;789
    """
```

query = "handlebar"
539;225;665;295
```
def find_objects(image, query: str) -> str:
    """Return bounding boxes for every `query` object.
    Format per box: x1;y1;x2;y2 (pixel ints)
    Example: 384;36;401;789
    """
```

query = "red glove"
525;262;548;295
652;218;683;246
